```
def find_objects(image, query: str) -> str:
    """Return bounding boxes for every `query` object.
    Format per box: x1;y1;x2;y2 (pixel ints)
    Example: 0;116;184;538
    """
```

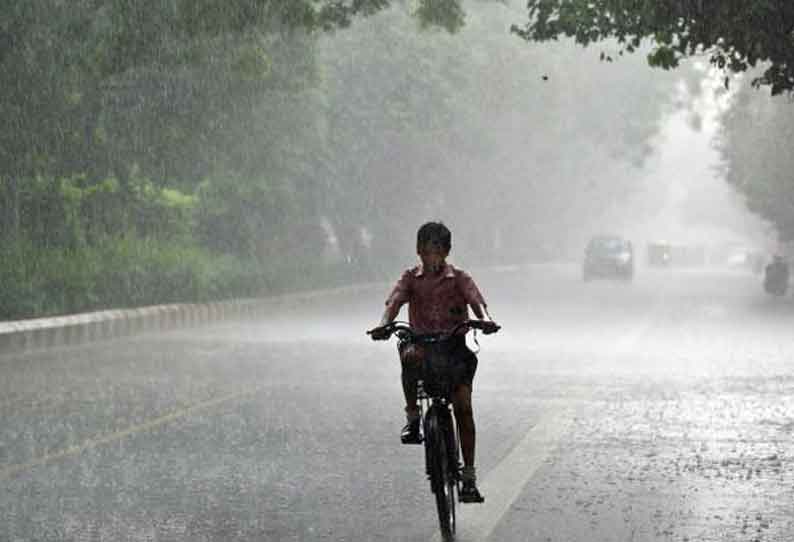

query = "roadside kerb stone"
0;263;537;357
0;282;389;357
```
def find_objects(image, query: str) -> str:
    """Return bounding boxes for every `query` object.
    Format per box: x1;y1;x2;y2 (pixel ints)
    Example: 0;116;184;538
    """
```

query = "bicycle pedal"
400;433;423;445
459;493;485;504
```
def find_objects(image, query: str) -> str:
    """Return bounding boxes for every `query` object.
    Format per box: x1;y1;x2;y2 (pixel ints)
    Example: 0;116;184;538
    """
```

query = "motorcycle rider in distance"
764;254;790;296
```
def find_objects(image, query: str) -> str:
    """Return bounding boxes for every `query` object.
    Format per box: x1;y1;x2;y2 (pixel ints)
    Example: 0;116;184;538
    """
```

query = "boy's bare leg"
454;383;484;501
402;366;419;418
453;384;475;469
400;365;422;444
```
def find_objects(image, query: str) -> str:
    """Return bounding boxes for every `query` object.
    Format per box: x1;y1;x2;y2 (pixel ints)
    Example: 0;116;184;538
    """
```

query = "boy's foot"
400;418;422;444
459;481;485;503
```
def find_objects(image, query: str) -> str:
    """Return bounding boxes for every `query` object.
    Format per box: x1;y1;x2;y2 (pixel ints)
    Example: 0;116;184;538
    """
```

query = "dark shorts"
399;336;478;389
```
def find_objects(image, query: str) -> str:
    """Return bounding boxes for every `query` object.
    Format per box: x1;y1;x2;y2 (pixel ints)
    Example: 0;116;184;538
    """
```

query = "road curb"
0;282;388;356
0;262;540;356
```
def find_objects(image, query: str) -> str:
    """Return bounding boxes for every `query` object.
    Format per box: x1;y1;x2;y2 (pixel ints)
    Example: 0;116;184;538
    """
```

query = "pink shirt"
385;263;487;334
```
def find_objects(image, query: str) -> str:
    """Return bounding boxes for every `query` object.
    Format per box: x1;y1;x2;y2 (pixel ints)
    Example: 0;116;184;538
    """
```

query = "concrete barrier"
0;282;389;357
0;263;537;357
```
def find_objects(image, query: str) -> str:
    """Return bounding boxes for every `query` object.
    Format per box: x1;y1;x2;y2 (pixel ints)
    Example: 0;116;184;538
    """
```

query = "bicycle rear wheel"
425;408;456;540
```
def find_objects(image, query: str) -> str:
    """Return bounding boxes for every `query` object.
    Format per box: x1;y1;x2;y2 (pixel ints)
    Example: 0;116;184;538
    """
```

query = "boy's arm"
468;302;493;321
370;271;410;339
469;302;499;334
378;302;401;327
370;299;404;340
369;305;400;340
458;270;499;331
458;270;493;320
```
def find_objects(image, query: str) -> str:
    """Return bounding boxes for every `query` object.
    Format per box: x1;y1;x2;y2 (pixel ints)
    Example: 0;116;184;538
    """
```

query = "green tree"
512;1;794;96
718;81;794;239
0;0;689;318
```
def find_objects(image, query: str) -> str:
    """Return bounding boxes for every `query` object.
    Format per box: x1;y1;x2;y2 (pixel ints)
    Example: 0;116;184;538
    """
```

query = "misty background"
0;0;783;320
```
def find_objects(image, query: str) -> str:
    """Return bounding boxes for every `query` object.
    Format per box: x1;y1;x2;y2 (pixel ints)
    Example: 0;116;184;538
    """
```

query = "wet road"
2;264;794;541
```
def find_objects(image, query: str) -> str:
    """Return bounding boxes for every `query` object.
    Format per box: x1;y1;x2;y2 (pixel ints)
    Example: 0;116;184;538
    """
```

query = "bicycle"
368;319;499;541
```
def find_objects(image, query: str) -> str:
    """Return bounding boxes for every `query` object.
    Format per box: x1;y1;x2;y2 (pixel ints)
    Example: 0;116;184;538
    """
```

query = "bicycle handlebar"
367;320;500;342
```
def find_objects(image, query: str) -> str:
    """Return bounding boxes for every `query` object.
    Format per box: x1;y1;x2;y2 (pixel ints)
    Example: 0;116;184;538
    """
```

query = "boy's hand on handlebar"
479;321;500;334
368;325;391;341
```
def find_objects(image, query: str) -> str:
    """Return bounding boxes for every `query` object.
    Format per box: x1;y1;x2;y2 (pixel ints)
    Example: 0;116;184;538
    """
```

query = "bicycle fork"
422;402;461;486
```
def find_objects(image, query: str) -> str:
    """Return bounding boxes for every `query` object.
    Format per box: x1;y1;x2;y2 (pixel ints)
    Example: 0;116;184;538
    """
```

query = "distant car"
726;247;753;269
647;241;672;267
583;235;634;282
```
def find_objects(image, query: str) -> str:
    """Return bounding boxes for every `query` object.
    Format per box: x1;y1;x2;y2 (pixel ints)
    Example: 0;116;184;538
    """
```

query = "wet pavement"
1;264;794;541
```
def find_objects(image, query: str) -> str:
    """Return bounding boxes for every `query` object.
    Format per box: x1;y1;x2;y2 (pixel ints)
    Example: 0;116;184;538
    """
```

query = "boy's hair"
417;221;451;253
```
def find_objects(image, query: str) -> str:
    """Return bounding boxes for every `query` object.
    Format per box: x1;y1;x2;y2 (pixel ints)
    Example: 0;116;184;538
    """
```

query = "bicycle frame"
417;378;461;483
415;342;461;469
413;336;463;540
367;319;499;541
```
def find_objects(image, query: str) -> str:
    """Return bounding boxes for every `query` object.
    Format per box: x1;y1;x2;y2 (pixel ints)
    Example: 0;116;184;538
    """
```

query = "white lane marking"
433;409;573;542
613;285;668;356
0;387;261;481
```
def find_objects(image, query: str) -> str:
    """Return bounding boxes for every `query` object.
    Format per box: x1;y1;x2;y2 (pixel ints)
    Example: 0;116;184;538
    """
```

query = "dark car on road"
583;235;634;282
647;241;672;267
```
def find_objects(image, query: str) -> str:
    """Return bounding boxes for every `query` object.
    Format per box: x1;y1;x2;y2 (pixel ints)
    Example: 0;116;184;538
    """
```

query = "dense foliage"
1;1;682;320
718;81;794;241
513;1;794;96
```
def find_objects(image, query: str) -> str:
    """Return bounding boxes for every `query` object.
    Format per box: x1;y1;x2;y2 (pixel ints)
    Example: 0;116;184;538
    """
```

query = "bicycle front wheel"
425;408;456;540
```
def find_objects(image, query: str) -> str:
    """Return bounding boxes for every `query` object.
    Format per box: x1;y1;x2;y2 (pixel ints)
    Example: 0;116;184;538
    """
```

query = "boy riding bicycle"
369;222;499;503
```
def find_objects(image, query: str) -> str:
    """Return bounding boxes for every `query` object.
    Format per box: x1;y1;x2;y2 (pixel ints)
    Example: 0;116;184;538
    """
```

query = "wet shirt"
385;263;486;334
